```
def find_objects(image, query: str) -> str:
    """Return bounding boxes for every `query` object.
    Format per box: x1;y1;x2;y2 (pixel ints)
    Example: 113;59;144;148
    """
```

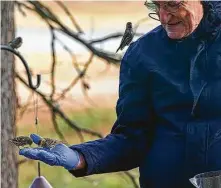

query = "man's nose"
159;10;172;24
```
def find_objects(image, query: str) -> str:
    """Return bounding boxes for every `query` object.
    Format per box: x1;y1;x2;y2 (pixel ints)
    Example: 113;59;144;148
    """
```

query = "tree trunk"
1;1;18;188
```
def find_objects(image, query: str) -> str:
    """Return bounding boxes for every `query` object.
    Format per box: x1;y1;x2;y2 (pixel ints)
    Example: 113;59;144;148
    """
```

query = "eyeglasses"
144;1;184;21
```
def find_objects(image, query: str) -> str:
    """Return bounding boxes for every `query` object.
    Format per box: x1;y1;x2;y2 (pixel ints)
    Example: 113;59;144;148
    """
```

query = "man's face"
154;1;203;39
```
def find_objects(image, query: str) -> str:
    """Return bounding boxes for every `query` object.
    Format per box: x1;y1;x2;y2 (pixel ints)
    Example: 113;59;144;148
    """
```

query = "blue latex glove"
19;134;80;170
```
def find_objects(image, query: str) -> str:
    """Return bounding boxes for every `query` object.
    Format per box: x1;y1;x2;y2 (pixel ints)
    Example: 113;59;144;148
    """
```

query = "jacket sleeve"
69;43;155;177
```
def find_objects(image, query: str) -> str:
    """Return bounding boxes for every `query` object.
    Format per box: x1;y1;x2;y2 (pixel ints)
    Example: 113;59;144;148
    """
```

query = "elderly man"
20;1;221;187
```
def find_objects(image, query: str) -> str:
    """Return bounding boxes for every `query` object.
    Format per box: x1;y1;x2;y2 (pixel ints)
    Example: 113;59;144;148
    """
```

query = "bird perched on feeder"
37;137;68;149
116;22;134;53
8;37;23;49
9;136;33;149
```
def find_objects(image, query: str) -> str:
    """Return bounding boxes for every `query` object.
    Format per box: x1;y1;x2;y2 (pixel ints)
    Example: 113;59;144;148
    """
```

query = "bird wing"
8;138;24;146
126;32;134;46
119;30;130;47
120;30;133;48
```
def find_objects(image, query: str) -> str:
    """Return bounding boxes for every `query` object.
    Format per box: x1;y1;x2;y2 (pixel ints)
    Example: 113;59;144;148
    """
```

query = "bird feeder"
1;37;54;188
30;176;53;188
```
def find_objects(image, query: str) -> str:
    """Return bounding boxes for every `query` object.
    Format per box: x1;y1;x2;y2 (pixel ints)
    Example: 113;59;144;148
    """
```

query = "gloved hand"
19;134;80;170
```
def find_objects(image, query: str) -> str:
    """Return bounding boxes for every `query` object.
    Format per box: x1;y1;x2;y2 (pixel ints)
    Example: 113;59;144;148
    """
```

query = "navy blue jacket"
70;2;221;187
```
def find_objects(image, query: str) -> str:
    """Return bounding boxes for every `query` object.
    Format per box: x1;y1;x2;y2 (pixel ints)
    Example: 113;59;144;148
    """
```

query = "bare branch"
56;28;121;64
49;25;56;100
15;1;27;16
55;37;83;76
89;32;143;45
14;2;148;187
80;80;98;107
16;72;103;139
55;53;94;102
15;1;34;12
17;91;34;121
19;1;122;64
55;1;84;34
50;109;68;143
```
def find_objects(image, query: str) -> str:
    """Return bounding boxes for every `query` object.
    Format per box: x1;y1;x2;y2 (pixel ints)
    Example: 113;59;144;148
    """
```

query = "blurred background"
14;1;159;187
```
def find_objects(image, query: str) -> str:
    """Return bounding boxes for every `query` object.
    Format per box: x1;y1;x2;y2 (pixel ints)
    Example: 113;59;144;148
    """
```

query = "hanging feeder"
1;37;53;188
0;37;41;90
30;176;53;188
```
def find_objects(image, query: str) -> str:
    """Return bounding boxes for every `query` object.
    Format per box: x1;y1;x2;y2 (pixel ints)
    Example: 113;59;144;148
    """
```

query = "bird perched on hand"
38;137;68;149
9;136;33;149
116;22;134;53
8;37;23;49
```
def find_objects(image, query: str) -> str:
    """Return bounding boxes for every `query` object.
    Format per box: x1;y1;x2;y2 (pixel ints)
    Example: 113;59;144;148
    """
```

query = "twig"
17;91;34;121
55;1;84;34
49;24;56;100
16;73;103;140
89;32;143;45
55;53;94;102
19;1;122;64
50;109;68;143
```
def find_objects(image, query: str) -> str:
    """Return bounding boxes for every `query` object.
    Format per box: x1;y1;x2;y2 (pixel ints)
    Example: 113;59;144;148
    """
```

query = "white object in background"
189;170;221;188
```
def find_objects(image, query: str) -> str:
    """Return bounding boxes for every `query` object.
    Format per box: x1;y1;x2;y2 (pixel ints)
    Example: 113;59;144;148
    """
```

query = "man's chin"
166;31;186;40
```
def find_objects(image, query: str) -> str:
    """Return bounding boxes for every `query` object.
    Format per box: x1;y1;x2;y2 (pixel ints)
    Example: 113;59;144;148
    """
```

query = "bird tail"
116;47;120;53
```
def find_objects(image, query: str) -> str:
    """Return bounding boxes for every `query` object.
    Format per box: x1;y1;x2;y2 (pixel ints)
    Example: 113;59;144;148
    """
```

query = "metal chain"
34;91;41;177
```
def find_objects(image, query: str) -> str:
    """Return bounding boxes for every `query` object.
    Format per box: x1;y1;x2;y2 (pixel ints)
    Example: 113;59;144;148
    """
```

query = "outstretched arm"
70;42;155;176
19;42;155;177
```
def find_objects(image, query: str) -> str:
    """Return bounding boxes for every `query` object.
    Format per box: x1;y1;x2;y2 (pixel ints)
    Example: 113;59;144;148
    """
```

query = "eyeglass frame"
144;1;184;21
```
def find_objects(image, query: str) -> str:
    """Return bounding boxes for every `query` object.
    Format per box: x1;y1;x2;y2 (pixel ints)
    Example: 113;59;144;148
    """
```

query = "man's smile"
167;21;182;26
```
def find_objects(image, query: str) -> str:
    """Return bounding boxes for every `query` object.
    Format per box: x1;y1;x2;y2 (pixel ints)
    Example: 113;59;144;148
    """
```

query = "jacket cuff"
68;166;87;177
68;145;96;177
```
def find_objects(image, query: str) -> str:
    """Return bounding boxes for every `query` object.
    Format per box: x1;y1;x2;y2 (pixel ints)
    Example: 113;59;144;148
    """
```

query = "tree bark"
1;1;18;188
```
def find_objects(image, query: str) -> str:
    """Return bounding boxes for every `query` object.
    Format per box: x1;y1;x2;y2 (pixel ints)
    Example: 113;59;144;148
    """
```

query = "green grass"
17;108;139;188
57;108;116;135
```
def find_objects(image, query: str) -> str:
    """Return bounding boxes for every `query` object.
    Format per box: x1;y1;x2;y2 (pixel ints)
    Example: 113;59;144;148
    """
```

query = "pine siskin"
38;138;68;149
8;136;33;149
8;37;23;49
116;22;134;53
